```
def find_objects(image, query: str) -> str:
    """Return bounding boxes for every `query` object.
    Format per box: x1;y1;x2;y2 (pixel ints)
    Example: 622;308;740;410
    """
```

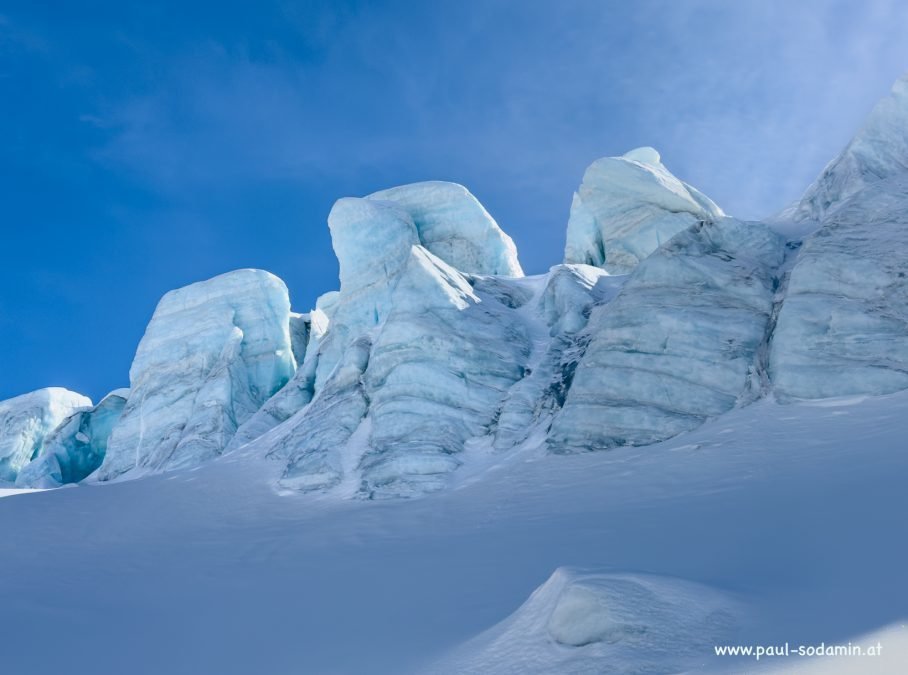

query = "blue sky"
2;0;908;402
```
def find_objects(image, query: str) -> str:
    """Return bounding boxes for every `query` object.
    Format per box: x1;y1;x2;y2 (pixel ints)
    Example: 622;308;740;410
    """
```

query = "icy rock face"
367;181;523;277
97;269;295;480
794;73;908;223
551;218;785;451
359;247;531;497
433;568;737;674
15;389;128;488
0;388;91;483
564;147;724;274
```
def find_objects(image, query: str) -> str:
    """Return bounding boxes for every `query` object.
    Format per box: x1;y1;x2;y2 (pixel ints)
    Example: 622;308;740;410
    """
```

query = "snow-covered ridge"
2;71;908;495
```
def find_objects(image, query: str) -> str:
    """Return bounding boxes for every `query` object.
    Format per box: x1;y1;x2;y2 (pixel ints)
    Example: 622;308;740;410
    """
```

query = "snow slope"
0;392;905;674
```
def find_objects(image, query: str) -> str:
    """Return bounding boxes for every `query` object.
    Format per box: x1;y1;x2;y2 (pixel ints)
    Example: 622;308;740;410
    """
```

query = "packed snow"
1;392;906;674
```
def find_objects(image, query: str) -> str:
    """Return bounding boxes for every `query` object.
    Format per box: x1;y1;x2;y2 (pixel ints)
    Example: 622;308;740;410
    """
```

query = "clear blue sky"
2;0;907;402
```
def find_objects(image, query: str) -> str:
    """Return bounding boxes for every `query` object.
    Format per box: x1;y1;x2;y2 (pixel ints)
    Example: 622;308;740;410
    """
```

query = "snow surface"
0;388;91;483
563;147;724;274
96;269;295;481
1;392;906;674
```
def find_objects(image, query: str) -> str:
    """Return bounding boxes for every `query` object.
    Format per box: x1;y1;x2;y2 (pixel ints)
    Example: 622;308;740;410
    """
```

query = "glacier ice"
96;269;295;480
794;73;908;223
0;388;91;483
367;181;523;277
770;73;908;399
226;293;335;453
5;72;908;499
563;147;724;274
492;264;622;450
15;389;128;488
770;177;908;398
273;335;372;493
288;312;310;365
551;218;786;451
359;246;531;497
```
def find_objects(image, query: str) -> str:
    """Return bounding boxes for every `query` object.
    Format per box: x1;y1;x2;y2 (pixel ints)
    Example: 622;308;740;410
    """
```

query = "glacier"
0;388;91;483
551;217;786;451
1;65;908;675
769;73;908;399
1;71;907;498
15;389;128;488
95;269;296;481
563;146;724;274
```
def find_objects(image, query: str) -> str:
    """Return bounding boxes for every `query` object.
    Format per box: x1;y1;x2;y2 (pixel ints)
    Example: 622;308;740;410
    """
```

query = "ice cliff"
563;147;724;274
0;388;91;483
95;269;296;481
3;72;908;495
770;73;908;398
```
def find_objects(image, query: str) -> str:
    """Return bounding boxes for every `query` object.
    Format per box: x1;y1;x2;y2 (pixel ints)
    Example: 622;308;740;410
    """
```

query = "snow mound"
564;147;724;274
552;218;786;451
16;389;128;488
431;568;738;674
96;269;295;481
0;388;92;483
367;181;523;277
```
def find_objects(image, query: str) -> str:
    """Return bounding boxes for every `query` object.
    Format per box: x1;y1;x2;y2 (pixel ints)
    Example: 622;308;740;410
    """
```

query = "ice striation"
359;246;531;497
492;264;623;450
564;147;724;274
367;181;523;277
794;73;908;223
770;73;908;399
16;389;128;488
3;72;908;497
770;176;908;398
0;388;91;483
551;218;786;451
95;269;295;481
226;293;335;453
